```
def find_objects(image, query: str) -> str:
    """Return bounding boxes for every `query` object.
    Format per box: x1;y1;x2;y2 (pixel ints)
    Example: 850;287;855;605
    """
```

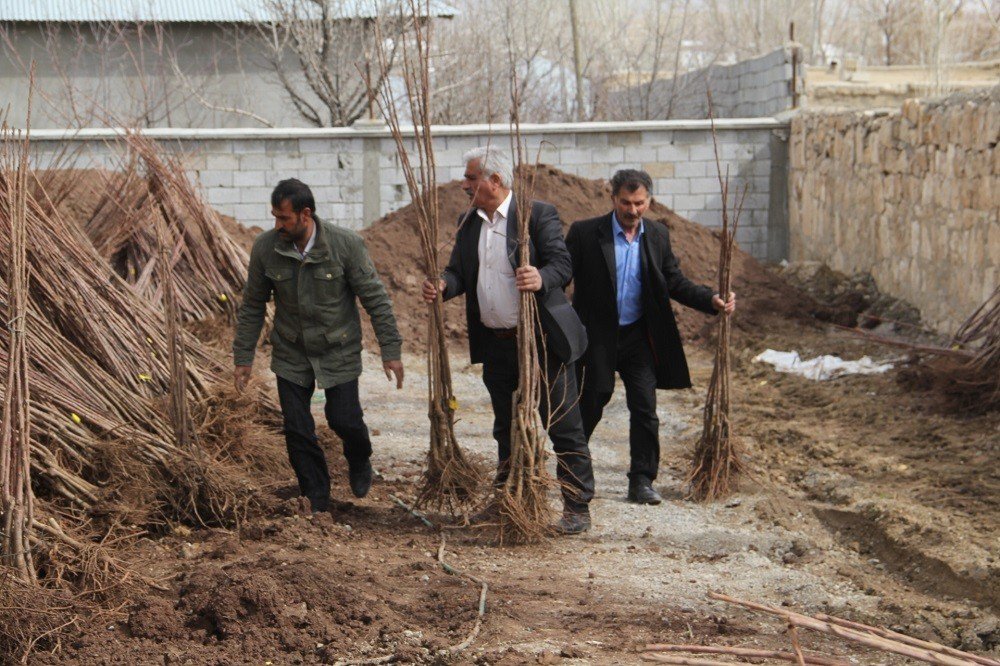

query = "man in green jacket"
233;179;404;514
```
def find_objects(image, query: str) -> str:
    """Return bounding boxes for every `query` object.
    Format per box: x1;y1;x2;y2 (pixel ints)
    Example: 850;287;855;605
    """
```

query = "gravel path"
339;350;878;623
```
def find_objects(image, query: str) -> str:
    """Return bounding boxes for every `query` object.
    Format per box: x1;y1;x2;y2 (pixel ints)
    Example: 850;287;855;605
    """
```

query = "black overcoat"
442;197;588;365
565;212;716;393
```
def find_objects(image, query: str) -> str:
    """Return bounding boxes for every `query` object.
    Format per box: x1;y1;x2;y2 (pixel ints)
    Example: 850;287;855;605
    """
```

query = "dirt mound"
779;261;926;332
46;495;488;665
363;165;820;354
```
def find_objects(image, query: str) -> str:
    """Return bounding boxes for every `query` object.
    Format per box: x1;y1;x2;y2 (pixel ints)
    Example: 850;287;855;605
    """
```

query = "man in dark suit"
422;147;594;534
566;169;735;505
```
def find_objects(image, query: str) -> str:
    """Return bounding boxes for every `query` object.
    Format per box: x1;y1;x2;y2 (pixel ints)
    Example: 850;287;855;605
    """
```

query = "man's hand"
234;364;253;393
515;266;543;292
422;278;445;303
383;359;404;389
712;291;737;315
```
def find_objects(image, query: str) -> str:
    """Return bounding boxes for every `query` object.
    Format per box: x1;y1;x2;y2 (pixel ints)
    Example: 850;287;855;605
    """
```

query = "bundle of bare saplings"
0;131;283;659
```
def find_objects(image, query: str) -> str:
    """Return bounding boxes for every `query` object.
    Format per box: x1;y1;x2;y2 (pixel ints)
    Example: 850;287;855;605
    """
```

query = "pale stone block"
299;138;335;153
672;194;706;211
239;186;272;205
674;161;707;179
658;178;689;195
198;170;232;188
296;169;333;185
593;146;625;162
230;203;265;225
233;170;266;188
560;148;593;164
643;162;675;178
206;153;240;170
270;155;305;170
609;131;643;147
538;133;576;148
264;139;299;156
688;210;718;227
657;144;689;162
620;145;658;162
689;144;719;161
577;133;608;148
304;153;344;169
208;187;241;204
689;177;719;194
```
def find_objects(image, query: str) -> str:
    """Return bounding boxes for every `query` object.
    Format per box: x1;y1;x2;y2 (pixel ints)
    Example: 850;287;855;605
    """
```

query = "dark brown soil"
14;167;998;666
361;165;824;354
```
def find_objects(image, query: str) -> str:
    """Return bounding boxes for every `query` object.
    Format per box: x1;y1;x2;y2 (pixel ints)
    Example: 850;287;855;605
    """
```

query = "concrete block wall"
789;87;1000;334
29;118;790;260
635;47;799;120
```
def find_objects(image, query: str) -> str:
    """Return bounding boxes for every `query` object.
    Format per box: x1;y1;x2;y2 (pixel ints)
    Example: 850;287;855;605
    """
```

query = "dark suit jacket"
566;212;716;393
442;197;588;365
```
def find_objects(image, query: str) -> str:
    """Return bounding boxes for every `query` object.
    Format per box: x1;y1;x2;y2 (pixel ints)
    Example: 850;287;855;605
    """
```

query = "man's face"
461;159;501;209
612;186;651;229
272;199;312;243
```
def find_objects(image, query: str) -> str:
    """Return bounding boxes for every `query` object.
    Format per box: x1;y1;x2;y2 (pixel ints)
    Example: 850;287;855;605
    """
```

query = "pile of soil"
778;261;927;334
362;165;823;354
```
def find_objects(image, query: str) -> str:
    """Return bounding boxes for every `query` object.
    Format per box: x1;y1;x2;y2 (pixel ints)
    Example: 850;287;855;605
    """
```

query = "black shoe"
348;459;373;498
492;461;510;488
627;477;662;505
554;508;591;535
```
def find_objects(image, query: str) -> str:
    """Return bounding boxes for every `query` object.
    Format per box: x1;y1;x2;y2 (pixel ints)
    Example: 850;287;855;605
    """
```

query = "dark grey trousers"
481;336;595;511
579;321;660;482
276;376;372;511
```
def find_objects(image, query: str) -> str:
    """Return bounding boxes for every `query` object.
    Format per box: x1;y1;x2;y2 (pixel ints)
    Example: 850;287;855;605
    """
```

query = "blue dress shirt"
612;213;644;326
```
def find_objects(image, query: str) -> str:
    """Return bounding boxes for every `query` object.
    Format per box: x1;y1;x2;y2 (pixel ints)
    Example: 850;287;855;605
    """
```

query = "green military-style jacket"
233;217;402;389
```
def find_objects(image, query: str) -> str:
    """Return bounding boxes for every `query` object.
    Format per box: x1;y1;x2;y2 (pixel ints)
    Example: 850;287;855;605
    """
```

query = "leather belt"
487;327;517;339
619;319;644;335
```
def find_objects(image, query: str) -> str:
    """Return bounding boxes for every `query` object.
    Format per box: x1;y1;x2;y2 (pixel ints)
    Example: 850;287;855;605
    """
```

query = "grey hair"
462;146;513;188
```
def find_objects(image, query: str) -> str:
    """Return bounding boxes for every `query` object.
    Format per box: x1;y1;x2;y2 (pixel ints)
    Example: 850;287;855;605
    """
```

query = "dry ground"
39;316;999;665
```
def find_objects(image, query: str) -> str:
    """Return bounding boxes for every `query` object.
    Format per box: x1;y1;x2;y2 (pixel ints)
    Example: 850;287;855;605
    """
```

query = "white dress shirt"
476;191;519;329
295;221;317;260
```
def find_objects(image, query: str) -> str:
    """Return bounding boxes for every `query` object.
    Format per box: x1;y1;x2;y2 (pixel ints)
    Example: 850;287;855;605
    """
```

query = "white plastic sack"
753;349;893;381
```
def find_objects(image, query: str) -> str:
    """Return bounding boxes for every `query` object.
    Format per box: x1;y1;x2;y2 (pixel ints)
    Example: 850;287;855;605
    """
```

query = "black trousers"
276;376;373;512
481;335;595;511
579;322;660;482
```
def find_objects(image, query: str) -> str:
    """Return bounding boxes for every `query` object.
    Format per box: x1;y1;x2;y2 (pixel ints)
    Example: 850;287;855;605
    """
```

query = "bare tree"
928;0;965;92
429;0;571;125
256;0;416;127
858;0;922;65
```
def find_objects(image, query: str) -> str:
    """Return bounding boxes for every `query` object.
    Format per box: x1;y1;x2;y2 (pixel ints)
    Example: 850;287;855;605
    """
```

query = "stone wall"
627;48;801;120
30;118;790;260
788;87;1000;334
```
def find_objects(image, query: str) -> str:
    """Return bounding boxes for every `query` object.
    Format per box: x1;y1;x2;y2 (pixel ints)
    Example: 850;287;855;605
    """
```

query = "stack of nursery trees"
0;124;283;656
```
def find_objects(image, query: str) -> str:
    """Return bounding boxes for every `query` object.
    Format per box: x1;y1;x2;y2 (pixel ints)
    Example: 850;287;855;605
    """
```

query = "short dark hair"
271;178;315;213
610;169;653;196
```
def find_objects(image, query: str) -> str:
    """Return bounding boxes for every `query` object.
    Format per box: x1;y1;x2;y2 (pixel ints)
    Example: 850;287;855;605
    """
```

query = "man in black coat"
566;169;735;505
422;147;595;534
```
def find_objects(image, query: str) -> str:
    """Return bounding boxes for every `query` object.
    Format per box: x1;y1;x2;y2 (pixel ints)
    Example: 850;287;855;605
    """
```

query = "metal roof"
0;0;457;23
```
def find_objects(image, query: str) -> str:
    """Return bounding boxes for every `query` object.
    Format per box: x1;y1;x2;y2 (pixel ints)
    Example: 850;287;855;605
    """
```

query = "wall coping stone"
22;118;790;142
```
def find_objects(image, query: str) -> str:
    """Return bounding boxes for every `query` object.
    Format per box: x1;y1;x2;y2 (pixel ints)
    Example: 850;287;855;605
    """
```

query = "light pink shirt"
476;191;519;329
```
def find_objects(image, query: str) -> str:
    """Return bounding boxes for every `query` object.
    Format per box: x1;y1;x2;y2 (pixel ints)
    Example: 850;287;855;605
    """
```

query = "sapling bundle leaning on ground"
0;115;35;583
491;76;555;544
31;131;250;323
937;284;1000;412
366;1;481;511
0;130;284;565
688;98;746;502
